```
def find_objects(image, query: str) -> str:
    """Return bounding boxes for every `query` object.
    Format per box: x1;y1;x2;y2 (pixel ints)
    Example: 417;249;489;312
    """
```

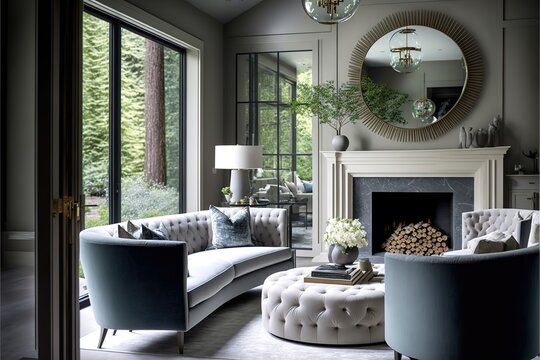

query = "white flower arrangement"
323;217;368;249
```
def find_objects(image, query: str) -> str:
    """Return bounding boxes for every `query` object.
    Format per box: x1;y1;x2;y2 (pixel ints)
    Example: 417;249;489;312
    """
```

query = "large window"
237;52;312;186
236;51;313;250
82;8;185;229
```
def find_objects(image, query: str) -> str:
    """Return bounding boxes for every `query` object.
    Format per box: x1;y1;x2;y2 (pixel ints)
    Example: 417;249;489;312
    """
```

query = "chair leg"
177;331;184;354
393;351;402;360
112;330;117;336
98;328;108;349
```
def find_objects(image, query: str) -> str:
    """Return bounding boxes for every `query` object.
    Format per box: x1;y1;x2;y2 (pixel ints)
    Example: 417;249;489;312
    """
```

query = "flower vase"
329;245;359;265
224;194;231;203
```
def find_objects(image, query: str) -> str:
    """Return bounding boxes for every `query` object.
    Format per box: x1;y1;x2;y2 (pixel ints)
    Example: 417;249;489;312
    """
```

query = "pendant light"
411;98;436;123
389;27;422;73
301;0;360;24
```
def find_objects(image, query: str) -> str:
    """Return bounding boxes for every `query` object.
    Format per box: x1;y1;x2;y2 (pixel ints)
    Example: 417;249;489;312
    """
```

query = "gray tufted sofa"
80;207;294;353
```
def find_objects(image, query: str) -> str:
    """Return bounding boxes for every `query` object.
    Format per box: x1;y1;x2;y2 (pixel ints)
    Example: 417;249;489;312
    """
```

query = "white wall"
225;0;539;175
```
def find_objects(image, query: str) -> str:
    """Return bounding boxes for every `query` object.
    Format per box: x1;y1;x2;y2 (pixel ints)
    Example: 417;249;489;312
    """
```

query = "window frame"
83;5;187;224
236;51;312;186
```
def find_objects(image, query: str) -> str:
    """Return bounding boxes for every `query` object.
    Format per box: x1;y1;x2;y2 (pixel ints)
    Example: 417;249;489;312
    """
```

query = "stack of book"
304;264;374;285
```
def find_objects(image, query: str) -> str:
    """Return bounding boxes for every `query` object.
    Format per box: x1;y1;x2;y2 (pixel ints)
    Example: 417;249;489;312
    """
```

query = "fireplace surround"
319;147;509;257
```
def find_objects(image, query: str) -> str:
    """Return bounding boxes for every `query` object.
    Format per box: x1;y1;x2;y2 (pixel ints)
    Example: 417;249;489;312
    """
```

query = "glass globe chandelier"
411;98;436;123
389;27;422;73
301;0;360;24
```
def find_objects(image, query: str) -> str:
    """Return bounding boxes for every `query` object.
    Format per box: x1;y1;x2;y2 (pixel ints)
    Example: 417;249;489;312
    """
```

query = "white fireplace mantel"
320;147;510;223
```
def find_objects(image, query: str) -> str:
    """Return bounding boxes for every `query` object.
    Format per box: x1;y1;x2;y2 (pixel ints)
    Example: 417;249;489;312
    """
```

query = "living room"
1;0;538;359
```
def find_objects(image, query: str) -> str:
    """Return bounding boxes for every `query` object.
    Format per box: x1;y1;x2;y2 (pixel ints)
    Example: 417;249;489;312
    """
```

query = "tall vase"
329;245;359;265
332;135;349;151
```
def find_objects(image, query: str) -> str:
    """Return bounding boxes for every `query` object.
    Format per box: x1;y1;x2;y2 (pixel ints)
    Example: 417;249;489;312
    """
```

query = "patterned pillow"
209;205;253;249
140;224;168;240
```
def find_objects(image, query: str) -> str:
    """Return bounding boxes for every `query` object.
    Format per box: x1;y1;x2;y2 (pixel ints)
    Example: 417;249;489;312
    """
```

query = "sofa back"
461;208;537;249
83;207;288;254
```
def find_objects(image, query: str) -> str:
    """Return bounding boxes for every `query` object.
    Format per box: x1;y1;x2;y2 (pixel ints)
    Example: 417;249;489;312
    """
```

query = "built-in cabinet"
506;175;539;210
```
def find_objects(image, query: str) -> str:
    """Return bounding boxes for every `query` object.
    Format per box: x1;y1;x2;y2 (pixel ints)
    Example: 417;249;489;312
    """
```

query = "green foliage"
82;12;110;196
82;13;182;197
88;176;179;225
290;81;361;135
221;186;232;195
360;75;408;125
120;176;179;220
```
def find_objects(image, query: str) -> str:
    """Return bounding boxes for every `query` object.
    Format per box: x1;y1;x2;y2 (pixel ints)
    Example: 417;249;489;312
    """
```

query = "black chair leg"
394;351;402;360
177;331;184;354
112;329;117;336
98;328;108;348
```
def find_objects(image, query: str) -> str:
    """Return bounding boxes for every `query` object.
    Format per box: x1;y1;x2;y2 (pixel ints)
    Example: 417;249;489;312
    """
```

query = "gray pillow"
140;224;167;240
209;205;253;249
467;232;520;254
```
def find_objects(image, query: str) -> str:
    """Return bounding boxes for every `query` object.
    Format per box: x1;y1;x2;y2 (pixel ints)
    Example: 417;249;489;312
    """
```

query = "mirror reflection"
363;25;466;128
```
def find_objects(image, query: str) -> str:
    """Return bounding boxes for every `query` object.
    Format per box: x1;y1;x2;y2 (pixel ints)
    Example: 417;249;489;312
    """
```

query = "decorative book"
304;268;375;286
311;264;359;279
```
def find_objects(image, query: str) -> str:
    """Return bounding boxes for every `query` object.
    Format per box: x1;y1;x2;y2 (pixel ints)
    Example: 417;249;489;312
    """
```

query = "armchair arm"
80;229;189;331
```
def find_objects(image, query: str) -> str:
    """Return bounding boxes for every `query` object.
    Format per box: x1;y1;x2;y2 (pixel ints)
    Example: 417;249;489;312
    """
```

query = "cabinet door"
512;192;536;209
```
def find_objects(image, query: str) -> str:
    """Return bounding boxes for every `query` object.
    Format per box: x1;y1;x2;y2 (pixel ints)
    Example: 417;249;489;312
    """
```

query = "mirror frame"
349;10;483;142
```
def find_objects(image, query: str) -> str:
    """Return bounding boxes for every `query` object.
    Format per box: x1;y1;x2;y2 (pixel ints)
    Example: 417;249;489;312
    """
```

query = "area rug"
80;287;394;359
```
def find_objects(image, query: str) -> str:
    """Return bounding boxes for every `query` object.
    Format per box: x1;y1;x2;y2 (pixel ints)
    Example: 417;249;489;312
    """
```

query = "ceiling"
184;0;264;24
365;26;463;67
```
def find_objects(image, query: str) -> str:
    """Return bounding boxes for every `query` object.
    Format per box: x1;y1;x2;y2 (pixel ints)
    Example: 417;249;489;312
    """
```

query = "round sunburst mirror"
348;10;483;142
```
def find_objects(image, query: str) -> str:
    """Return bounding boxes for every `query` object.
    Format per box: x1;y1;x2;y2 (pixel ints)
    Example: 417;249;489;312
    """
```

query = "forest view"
83;12;182;227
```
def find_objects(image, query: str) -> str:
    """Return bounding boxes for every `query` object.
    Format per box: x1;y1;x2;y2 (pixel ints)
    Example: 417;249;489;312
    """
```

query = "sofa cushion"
209;205;253;249
186;251;235;308
441;249;474;257
207;246;292;278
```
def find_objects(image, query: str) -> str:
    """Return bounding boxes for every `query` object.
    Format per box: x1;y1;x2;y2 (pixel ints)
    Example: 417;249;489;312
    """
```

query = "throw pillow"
302;180;313;193
117;224;136;239
284;181;298;196
466;231;520;254
140;223;168;240
209;205;253;249
295;175;306;193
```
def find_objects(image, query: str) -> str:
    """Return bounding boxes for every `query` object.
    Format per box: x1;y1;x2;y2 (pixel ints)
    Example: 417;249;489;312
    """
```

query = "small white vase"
332;135;349;151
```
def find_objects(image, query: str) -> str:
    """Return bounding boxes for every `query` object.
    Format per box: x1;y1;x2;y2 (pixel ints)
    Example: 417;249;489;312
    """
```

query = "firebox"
352;177;474;256
371;192;453;255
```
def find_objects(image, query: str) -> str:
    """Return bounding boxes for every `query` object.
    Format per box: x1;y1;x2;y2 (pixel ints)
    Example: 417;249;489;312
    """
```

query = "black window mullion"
109;19;121;223
179;49;186;213
276;53;280;187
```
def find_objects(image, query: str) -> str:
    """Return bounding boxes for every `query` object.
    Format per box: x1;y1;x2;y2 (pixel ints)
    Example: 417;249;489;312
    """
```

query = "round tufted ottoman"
262;265;385;345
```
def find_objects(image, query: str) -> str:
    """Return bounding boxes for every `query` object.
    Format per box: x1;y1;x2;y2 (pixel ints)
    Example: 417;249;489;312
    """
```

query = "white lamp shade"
215;145;263;170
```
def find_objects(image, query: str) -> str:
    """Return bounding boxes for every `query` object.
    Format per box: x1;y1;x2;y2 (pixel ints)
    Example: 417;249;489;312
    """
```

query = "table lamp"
215;145;263;203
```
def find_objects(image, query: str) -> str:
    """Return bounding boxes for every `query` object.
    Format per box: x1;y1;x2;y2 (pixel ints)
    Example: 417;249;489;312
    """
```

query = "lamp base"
229;169;250;203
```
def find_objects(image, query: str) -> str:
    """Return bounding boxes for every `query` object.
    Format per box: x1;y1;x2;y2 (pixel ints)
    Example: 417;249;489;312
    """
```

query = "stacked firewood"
381;221;449;256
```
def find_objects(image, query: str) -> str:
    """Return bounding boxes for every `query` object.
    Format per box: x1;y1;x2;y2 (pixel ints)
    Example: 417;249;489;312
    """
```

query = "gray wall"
126;0;225;208
5;0;35;232
225;0;539;176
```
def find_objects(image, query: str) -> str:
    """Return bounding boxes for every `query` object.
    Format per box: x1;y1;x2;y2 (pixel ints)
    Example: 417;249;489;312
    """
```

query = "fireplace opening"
372;192;453;255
